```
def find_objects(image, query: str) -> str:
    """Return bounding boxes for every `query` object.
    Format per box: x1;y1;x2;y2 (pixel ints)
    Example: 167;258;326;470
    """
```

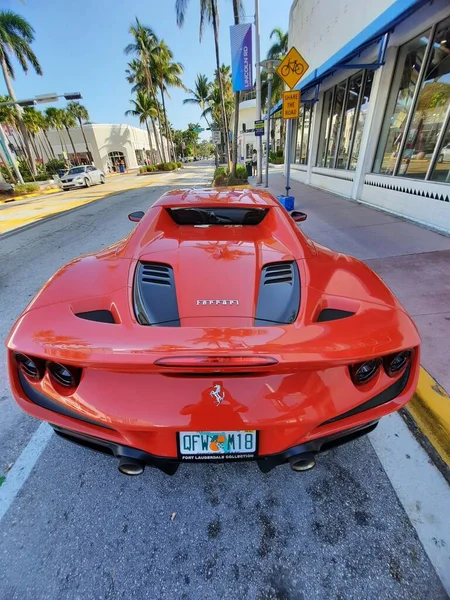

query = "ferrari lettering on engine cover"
196;299;239;306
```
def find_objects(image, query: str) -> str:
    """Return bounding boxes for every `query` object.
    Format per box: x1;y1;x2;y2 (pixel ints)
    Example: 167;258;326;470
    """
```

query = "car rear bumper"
51;419;378;475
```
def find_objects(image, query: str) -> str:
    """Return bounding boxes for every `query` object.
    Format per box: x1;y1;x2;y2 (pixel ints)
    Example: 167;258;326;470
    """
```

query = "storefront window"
317;90;333;167
316;70;373;170
350;72;374;169
374;16;450;183
430;119;450;182
294;105;312;165
336;73;362;168
325;81;346;167
398;19;450;179
301;105;311;165
374;32;431;174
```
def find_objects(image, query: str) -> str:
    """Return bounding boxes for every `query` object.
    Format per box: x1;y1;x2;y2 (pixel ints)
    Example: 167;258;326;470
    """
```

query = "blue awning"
270;0;430;115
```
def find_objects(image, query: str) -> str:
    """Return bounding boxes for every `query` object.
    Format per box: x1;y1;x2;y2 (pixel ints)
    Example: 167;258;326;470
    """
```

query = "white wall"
288;0;395;74
233;99;282;163
40;124;169;171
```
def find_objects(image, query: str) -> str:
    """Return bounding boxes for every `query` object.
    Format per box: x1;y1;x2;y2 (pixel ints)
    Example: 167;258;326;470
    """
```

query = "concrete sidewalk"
265;174;450;468
267;173;450;391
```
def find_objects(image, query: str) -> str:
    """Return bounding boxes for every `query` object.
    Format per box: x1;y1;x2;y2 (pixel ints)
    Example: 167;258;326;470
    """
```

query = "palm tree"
183;74;212;127
22;107;50;162
0;11;43;175
60;109;79;165
176;0;230;165
125;19;167;161
267;27;288;59
125;58;163;162
262;28;288;150
151;40;185;162
125;90;158;164
231;0;243;177
45;107;68;158
67;102;91;162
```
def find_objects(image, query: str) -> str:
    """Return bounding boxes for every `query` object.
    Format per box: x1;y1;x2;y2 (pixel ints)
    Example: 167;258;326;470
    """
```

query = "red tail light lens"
15;353;45;381
350;359;381;385
154;356;278;368
384;350;412;377
47;362;81;388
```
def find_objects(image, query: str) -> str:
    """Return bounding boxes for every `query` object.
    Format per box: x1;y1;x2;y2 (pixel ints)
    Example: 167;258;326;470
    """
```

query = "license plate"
178;430;257;461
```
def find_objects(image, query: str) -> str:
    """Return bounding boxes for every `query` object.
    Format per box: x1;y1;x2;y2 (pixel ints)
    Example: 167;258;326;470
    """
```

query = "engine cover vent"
316;308;355;322
255;261;300;326
134;262;180;326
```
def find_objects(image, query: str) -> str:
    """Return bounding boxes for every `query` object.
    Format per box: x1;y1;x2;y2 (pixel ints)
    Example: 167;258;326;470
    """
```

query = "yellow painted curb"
0;188;60;203
405;367;450;466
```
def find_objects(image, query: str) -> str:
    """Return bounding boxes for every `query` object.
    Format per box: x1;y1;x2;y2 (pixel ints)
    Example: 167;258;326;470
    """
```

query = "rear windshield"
167;207;268;225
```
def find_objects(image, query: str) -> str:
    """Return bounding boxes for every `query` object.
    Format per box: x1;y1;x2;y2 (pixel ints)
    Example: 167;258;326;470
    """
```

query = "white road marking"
0;423;53;522
370;413;450;594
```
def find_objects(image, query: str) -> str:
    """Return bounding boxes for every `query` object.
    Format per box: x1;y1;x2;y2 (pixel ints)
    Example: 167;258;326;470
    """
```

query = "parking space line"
0;423;53;523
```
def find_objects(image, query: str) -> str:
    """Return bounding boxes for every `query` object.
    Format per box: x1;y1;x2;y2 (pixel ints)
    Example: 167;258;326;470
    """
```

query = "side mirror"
290;210;308;223
290;211;307;223
128;211;145;222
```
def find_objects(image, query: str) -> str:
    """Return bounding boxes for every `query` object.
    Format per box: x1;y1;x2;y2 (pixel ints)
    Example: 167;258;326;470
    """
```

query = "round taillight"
350;359;381;385
47;362;81;388
385;350;412;377
15;353;44;381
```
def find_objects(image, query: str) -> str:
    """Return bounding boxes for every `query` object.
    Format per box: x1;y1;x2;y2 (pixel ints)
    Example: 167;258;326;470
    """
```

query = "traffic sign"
276;47;309;90
282;90;301;119
193;127;205;133
211;130;221;144
254;119;264;137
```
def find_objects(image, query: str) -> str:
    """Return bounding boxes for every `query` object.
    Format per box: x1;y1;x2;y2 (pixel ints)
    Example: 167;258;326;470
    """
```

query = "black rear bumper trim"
51;420;378;475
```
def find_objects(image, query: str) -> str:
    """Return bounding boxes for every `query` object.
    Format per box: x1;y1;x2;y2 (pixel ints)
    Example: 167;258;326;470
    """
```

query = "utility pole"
255;0;262;185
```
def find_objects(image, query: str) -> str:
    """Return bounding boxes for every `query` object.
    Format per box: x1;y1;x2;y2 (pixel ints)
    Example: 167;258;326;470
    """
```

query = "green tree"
151;40;185;162
125;21;165;161
0;10;43;175
231;0;244;176
67;101;91;162
176;0;230;165
45;107;68;158
125;57;163;161
184;74;212;127
267;27;288;59
22;107;51;162
262;27;288;150
60;109;79;165
125;90;158;164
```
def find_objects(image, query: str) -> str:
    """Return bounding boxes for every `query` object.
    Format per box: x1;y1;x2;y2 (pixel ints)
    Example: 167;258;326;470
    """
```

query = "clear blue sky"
1;0;292;138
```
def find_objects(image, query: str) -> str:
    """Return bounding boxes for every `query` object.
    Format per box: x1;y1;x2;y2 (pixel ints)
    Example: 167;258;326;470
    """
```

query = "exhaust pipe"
118;456;145;476
289;453;316;472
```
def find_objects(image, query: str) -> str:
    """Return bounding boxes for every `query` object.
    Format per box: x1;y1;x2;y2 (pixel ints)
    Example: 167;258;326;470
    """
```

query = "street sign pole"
285;119;292;196
255;0;263;185
265;76;272;188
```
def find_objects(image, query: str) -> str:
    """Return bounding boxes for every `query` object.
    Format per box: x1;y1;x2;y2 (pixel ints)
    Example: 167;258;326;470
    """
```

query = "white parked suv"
60;165;106;190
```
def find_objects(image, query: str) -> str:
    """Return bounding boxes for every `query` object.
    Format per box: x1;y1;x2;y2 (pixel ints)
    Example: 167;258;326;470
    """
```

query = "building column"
351;46;398;200
306;94;323;185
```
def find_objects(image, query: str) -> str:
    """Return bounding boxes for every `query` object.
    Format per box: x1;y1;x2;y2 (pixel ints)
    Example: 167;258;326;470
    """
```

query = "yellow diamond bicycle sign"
276;47;309;90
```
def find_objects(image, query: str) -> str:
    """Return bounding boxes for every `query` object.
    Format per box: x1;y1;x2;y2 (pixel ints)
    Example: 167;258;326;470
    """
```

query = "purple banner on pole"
230;23;253;92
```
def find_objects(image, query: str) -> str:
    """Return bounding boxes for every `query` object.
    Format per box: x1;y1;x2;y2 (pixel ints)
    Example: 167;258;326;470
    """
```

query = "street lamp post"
0;93;82;185
259;59;280;188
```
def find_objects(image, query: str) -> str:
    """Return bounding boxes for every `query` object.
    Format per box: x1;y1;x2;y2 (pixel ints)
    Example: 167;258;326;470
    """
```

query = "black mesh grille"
263;262;294;285
141;263;172;286
134;262;180;326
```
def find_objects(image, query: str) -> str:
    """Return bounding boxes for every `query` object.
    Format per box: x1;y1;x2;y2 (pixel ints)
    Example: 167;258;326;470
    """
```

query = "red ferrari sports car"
6;188;420;475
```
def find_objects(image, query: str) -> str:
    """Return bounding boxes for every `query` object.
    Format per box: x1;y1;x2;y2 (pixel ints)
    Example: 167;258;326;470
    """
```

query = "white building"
233;91;283;163
278;0;450;234
8;123;171;173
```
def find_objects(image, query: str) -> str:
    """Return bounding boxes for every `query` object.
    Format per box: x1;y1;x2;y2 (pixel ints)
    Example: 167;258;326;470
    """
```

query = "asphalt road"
0;164;447;600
